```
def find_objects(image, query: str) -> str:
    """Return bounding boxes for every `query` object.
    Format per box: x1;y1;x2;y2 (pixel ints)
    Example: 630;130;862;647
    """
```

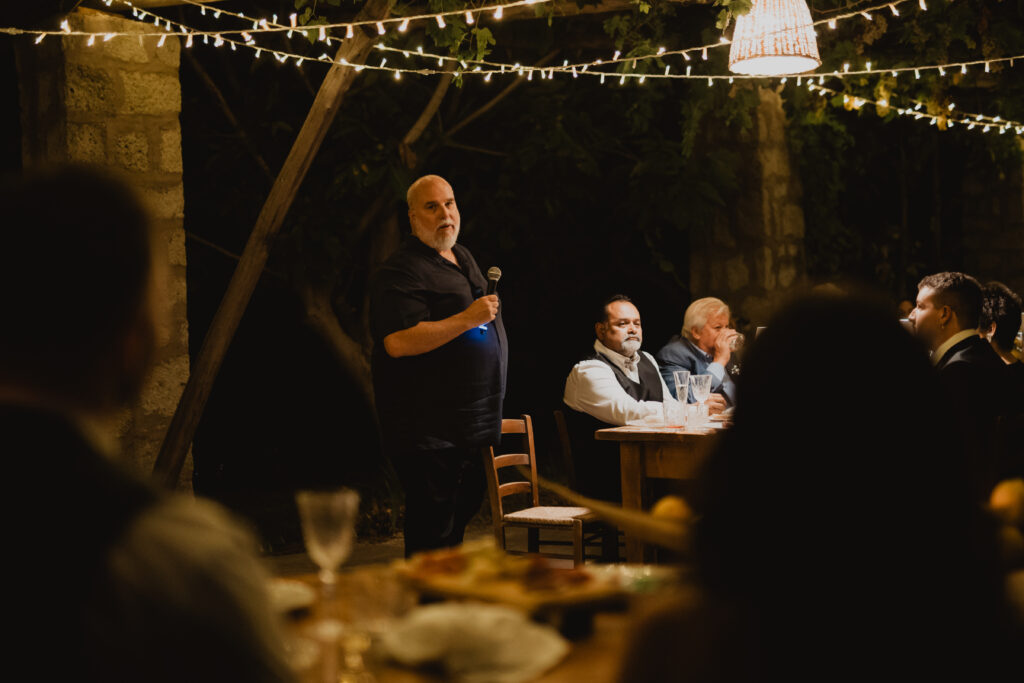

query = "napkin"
381;603;569;683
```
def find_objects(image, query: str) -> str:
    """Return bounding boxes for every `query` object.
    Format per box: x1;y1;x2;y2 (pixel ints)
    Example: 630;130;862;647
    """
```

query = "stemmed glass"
689;374;713;426
296;488;361;683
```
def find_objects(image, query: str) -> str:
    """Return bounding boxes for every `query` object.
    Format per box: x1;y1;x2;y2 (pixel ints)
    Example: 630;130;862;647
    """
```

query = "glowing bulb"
346;25;354;39
494;6;503;20
377;22;385;35
87;34;96;46
319;27;326;41
613;50;620;60
436;15;446;28
861;11;872;20
186;34;194;48
828;19;836;29
157;34;167;47
702;47;708;60
465;11;474;24
919;0;927;9
399;19;409;32
289;13;297;28
889;4;899;15
34;34;44;44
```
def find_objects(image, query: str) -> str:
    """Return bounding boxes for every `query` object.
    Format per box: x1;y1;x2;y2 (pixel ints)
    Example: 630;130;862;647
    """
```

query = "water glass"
672;370;690;402
729;333;745;352
663;399;687;427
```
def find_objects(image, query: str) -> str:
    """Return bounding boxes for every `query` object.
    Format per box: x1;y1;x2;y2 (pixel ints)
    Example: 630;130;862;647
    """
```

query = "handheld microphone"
486;266;502;295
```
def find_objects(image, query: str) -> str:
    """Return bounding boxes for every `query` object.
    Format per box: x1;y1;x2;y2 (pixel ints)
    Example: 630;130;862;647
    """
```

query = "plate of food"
396;541;627;615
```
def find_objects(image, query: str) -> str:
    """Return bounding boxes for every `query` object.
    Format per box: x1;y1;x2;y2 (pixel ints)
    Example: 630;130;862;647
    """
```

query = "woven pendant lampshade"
728;0;821;76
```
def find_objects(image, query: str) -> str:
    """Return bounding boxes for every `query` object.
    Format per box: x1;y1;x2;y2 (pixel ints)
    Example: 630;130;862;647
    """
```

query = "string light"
6;0;1019;106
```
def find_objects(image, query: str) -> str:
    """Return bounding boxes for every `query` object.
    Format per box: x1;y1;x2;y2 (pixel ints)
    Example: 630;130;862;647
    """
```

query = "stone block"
66;63;118;114
114;131;149;171
121;72;180;115
104;34;149;63
160;128;183;173
67;123;105;163
167;267;187;306
167;222;186;266
140;184;184;219
139;354;189;415
154;34;181;68
726;255;750;292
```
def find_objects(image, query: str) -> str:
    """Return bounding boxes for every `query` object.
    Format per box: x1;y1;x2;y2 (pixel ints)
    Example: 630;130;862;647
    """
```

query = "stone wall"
689;87;806;328
961;138;1024;298
15;7;190;488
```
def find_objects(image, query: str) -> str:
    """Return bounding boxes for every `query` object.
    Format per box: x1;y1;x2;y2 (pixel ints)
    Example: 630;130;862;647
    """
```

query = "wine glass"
296;488;360;683
296;488;360;593
689;374;713;425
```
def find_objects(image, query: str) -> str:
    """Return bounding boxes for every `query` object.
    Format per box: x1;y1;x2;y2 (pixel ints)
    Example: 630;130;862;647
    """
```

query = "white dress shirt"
563;340;677;426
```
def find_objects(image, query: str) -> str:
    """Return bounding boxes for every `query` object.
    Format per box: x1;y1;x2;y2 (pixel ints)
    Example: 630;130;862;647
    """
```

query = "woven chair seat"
504;506;591;525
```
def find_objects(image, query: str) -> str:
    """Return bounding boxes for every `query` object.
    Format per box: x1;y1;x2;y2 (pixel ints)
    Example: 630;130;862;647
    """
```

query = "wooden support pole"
152;0;394;486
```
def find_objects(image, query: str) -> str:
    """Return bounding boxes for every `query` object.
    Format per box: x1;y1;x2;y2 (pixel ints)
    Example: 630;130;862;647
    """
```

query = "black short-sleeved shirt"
369;236;507;452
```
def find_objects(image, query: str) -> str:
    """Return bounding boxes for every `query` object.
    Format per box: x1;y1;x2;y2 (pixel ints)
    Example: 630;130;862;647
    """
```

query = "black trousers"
390;446;486;558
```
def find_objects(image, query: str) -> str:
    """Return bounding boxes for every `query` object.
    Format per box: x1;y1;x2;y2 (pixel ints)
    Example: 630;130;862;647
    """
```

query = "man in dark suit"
910;271;1007;496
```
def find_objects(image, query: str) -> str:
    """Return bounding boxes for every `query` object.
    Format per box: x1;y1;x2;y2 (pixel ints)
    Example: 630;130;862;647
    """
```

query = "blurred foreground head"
694;292;1016;677
0;165;160;415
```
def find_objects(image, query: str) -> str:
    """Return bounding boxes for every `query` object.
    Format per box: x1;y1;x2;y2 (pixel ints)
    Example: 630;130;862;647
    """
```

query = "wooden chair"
553;409;623;562
483;415;592;566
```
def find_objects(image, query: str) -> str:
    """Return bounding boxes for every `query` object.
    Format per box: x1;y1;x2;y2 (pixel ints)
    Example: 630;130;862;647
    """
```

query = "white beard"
433;228;458;251
620;339;641;357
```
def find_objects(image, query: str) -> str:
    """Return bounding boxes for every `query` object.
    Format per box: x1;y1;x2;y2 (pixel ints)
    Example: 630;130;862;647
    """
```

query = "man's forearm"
382;314;473;358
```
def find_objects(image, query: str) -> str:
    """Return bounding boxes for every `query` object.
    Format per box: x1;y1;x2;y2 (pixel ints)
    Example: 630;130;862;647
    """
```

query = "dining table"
278;565;669;683
595;423;723;562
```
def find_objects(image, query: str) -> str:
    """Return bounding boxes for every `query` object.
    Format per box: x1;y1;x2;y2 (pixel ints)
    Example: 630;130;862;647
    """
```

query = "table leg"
619;442;645;563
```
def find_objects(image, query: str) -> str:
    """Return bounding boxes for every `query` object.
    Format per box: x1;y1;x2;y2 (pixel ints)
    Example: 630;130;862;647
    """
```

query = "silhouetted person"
980;282;1024;482
1;166;293;683
617;293;1020;682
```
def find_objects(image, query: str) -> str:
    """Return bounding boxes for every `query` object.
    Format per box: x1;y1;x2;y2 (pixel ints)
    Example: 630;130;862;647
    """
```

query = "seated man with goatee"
563;295;675;503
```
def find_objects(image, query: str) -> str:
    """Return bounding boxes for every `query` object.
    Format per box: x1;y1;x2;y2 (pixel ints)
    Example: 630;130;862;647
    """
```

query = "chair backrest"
483;415;540;520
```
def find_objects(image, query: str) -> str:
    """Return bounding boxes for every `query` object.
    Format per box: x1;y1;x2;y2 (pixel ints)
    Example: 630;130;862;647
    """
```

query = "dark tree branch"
183;49;274;182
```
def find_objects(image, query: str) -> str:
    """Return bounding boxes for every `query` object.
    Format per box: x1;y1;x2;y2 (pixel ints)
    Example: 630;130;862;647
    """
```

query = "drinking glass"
672;370;691;403
296;488;360;593
729;333;745;352
689;374;713;424
296;488;361;683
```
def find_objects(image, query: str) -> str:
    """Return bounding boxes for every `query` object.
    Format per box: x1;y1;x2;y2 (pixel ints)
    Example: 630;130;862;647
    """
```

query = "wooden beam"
152;0;395;487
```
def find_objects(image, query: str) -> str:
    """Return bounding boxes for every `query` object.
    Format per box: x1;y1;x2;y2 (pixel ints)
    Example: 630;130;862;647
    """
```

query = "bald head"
407;175;460;252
